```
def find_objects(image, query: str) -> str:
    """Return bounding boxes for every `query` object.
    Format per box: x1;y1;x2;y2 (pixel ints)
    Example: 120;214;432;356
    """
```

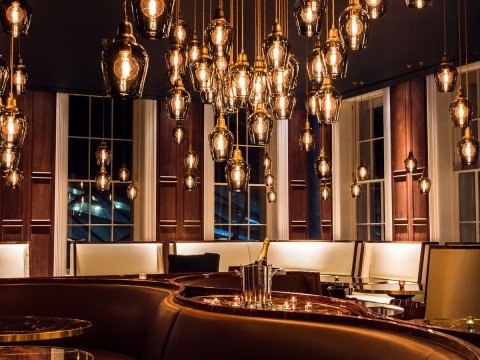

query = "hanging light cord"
352;102;356;176
123;0;128;21
9;35;13;96
194;0;197;32
442;0;447;55
236;110;239;149
275;0;278;23
241;0;244;52
331;0;335;29
464;0;468;98
123;100;126;162
457;0;462;89
230;0;234;62
202;0;205;44
321;122;325;154
325;1;328;39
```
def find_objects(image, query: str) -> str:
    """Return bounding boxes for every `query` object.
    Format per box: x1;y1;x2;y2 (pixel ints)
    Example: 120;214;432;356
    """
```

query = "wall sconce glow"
404;151;418;173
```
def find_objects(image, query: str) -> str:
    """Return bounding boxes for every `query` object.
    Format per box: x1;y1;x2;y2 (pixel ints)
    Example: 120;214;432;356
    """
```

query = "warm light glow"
450;90;472;128
212;25;227;46
404;152;418;173
5;168;22;188
1;115;19;142
320;184;330;200
118;164;130;182
346;15;363;37
267;187;277;203
168;49;183;68
300;4;318;24
216;56;228;73
172;122;186;144
315;152;332;179
418;174;431;195
195;64;209;82
185;150;199;171
114;50;139;81
213;133;227;151
1;147;15;168
263;153;272;170
268;42;285;64
95;167;111;191
265;173;275;186
184;173;197;190
6;2;24;24
140;0;165;17
351;181;362;198
356;163;368;180
174;24;187;43
127;182;139;199
188;44;200;63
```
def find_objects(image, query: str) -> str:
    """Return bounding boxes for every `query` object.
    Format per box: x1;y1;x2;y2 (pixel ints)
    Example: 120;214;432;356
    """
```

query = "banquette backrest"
0;242;29;278
71;242;164;276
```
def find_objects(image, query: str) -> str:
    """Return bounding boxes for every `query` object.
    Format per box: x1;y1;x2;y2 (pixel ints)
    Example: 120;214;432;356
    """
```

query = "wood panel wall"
320;124;333;240
157;101;204;241
0;91;56;276
390;78;429;241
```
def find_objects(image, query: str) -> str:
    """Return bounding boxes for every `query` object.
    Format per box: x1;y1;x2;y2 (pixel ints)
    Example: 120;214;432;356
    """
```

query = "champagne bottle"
254;237;270;266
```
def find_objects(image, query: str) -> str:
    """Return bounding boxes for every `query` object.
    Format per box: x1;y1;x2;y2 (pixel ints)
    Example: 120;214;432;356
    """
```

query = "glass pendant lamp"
165;43;187;78
356;159;368;180
225;148;250;192
350;177;362;198
95;140;111;165
0;96;27;147
321;26;348;78
166;78;191;121
190;46;215;93
405;0;432;9
457;126;479;166
307;36;324;85
263;151;272;170
265;171;275;187
317;77;341;124
184;145;199;172
262;22;291;71
131;0;175;39
118;163;130;182
267;186;277;203
208;115;234;162
205;5;232;57
183;172;198;191
0;143;18;170
315;148;332;179
215;54;230;80
187;32;201;65
298;120;316;152
339;0;369;51
127;181;139;199
200;82;217;104
449;88;472;128
12;55;27;95
0;0;31;37
306;88;319;116
249;58;268;106
271;91;296;120
294;0;326;37
169;17;190;48
363;0;387;19
248;102;273;145
418;171;431;195
222;78;238;114
229;51;253;108
320;182;330;200
4;167;22;188
404;151;418;173
434;0;456;93
95;165;112;191
172;121;187;144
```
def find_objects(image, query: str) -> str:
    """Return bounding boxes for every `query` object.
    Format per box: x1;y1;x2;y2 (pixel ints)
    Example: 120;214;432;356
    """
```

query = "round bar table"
0;316;92;343
0;346;93;359
353;283;424;300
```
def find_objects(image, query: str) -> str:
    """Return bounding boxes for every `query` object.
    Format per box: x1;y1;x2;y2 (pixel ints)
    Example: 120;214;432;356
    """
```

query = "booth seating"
171;241;360;276
0;242;29;278
70;242;164;276
424;245;480;319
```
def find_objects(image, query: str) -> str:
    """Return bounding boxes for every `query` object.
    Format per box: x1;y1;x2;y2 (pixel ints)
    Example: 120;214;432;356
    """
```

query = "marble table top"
0;346;93;359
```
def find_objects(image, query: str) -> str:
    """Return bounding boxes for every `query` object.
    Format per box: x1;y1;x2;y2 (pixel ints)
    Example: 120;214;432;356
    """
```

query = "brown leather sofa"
0;278;478;360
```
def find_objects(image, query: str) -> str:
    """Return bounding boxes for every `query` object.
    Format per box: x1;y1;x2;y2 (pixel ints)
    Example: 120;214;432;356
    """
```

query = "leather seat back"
0;243;29;278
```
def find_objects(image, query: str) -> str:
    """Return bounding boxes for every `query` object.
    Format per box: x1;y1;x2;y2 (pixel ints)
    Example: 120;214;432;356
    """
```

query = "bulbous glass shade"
208;115;234;162
183;172;198;191
169;18;189;47
95;141;111;166
249;58;268;106
307;38;324;85
13;56;27;95
294;0;326;37
457;127;479;166
187;32;201;65
0;143;19;170
200;82;217;104
0;0;31;37
317;77;341;124
364;0;387;19
215;54;230;80
351;179;362;198
229;52;253;108
418;172;431;195
184;146;199;171
166;79;191;121
0;99;28;147
320;183;330;200
299;121;316;152
339;0;369;51
4;168;22;188
405;0;432;9
267;186;277;203
205;6;233;57
271;92;296;120
0;55;8;96
95;165;111;191
101;21;149;99
131;0;175;40
172;121;187;144
127;181;139;199
190;47;215;93
248;103;273;145
165;43;186;77
118;163;130;182
265;172;275;187
321;27;348;79
306;89;319;116
434;56;457;93
404;151;418;173
262;22;291;71
263;151;272;170
315;150;332;179
225;148;250;192
356;160;368;180
449;88;472;128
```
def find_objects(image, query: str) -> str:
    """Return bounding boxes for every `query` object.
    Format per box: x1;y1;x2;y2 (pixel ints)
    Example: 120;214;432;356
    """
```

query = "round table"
320;275;388;287
0;316;92;343
353;283;424;300
0;346;93;359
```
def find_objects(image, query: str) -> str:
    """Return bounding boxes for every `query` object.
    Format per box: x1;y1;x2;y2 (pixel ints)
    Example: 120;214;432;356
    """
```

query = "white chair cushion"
0;243;29;278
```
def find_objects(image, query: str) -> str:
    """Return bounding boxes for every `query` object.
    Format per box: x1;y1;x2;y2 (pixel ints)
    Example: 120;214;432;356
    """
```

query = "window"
213;111;267;240
67;95;134;244
356;96;385;241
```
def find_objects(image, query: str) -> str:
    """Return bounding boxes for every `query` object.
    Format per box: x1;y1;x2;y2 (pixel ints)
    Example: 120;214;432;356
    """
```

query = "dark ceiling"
9;0;480;101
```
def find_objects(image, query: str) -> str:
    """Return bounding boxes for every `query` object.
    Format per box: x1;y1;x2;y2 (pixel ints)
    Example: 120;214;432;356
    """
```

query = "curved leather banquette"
0;278;478;360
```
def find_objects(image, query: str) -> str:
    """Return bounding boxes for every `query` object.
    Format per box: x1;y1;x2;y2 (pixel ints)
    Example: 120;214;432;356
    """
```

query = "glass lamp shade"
229;52;253;108
299;121;316;152
321;27;348;79
169;18;189;47
293;0;326;37
208;115;234;162
271;92;296;120
0;98;28;147
269;67;292;96
0;0;31;37
315;149;332;179
4;168;23;188
262;22;291;70
356;160;368;180
364;0;387;19
249;58;269;106
13;56;27;95
0;55;8;96
306;89;319;116
263;151;272;170
166;79;191;121
200;83;217;104
265;172;275;186
205;6;233;57
320;183;330;200
95;165;111;192
0;144;18;170
405;0;432;9
183;172;198;191
248;103;273;145
172;121;187;144
118;163;130;182
95;141;111;166
267;186;277;203
339;0;370;51
449;88;472;128
127;181;139;199
434;56;457;93
215;54;230;80
184;146;199;171
190;46;215;93
187;32;201;65
317;77;341;124
418;172;431;195
101;21;149;99
350;178;362;198
225;148;250;192
307;37;324;85
165;43;187;77
131;0;175;40
457;126;479;166
404;151;418;173
222;78;238;114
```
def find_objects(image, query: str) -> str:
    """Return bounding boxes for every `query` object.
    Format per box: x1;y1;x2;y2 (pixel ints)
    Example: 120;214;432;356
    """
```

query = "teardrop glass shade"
271;92;296;120
0;143;19;170
165;44;187;78
184;147;199;172
0;100;28;148
4;168;23;188
449;88;472;128
418;172;431;195
267;186;277;203
263;152;272;170
262;22;291;71
364;0;387;19
229;52;253;108
0;0;32;37
320;183;330;200
183;172;198;191
457;127;480;166
172;121;187;144
248;103;273;146
166;79;191;121
205;6;233;57
293;0;326;37
339;0;370;51
225;149;250;192
190;47;215;93
127;181;139;199
12;56;28;95
131;0;175;40
169;18;190;48
249;58;269;107
404;151;418;173
208;116;234;162
350;179;362;198
0;55;9;96
187;33;201;65
315;151;332;179
356;160;368;180
307;38;324;85
95;141;111;166
321;27;348;79
118;163;130;182
95;165;112;192
101;21;149;99
405;0;432;9
306;89;319;117
265;172;275;187
317;77;341;124
298;122;316;152
434;56;457;93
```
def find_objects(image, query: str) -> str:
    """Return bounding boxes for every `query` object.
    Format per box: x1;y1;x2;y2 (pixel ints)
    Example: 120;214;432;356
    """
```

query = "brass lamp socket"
200;46;212;59
216;116;227;129
328;27;341;41
5;95;17;110
116;20;136;41
464;126;472;139
236;51;249;65
233;148;243;161
213;6;226;20
271;22;284;36
254;57;266;70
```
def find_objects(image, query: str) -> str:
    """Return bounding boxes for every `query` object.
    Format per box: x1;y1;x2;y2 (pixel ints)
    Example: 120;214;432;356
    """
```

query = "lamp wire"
236;110;239;149
325;1;328;39
236;0;239;56
331;0;334;29
194;0;197;32
123;0;128;21
457;0;462;89
123;100;126;163
9;35;13;96
464;0;468;98
275;0;278;23
202;0;205;44
442;0;447;55
241;0;244;52
230;0;234;62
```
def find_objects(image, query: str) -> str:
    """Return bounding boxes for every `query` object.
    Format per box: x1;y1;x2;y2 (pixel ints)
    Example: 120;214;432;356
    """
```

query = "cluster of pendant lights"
0;0;31;189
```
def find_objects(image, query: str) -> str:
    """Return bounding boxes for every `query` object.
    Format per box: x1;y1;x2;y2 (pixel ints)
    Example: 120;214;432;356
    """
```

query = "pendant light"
262;0;291;71
356;160;368;180
405;0;432;9
294;0;326;37
95;141;112;165
183;172;198;191
299;119;316;152
350;177;362;198
306;88;319;116
0;97;27;147
318;77;341;124
271;91;296;120
205;0;232;58
434;0;457;93
248;102;273;145
118;164;130;182
363;0;387;19
169;16;189;48
225;111;250;192
306;36;324;85
208;114;234;162
402;82;418;173
315;124;332;179
127;181;139;199
0;0;31;38
96;165;112;192
457;126;479;166
351;101;364;197
4;167;22;188
101;1;149;99
267;186;277;203
265;171;275;187
0;143;17;170
184;145;199;172
339;0;369;51
263;151;272;170
166;78;191;121
320;181;330;200
12;55;27;95
131;0;175;40
165;43;187;79
250;1;269;108
172;120;187;144
418;171;431;195
188;32;201;66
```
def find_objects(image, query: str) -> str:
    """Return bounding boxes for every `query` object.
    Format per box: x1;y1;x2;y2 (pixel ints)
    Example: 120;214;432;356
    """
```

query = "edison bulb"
418;173;431;195
268;43;285;64
118;163;130;182
172;122;187;144
450;90;472;128
212;25;227;46
267;187;277;203
5;168;23;189
6;1;24;24
188;43;200;63
140;0;165;17
300;4;318;24
404;151;418;173
356;162;368;180
326;47;341;67
183;173;197;191
315;152;332;179
195;63;210;82
113;49;139;83
184;149;199;171
174;24;187;43
1;115;20;142
127;182;139;199
168;48;184;68
265;173;275;186
95;166;111;191
263;152;272;170
351;180;362;198
1;146;16;169
320;184;330;200
299;124;315;152
216;56;228;73
457;127;479;166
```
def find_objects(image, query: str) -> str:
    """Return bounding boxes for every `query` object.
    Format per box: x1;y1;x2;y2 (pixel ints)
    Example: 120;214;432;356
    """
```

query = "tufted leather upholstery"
0;243;29;278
